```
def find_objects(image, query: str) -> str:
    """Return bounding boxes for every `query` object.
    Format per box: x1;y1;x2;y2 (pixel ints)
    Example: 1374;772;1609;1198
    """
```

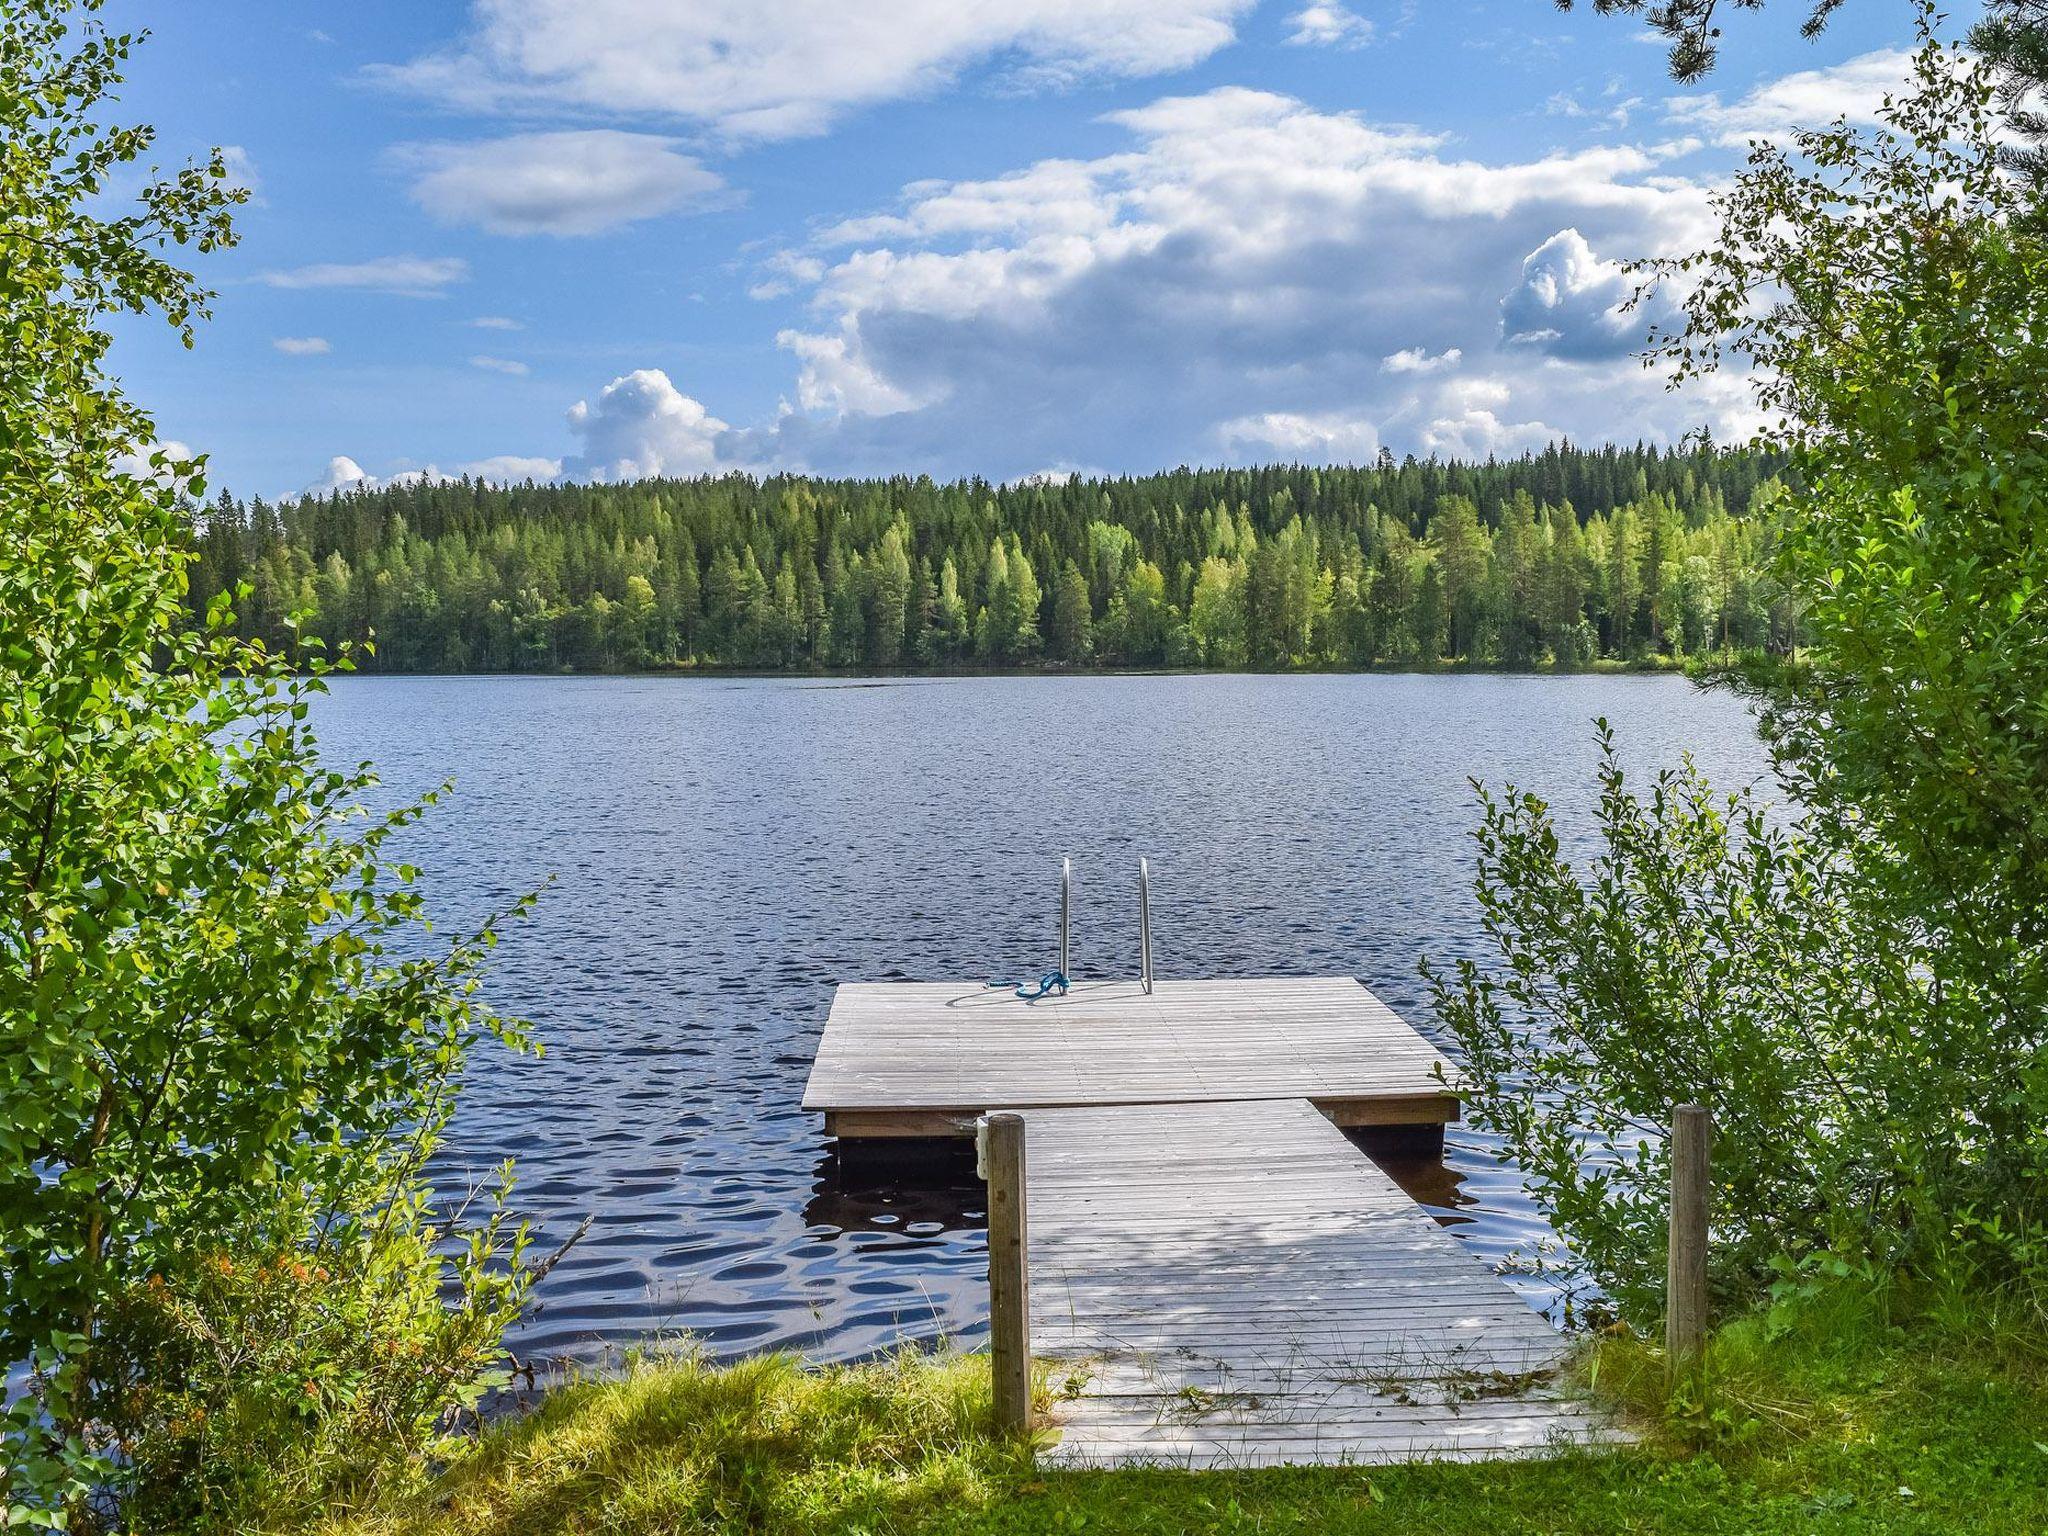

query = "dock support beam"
1666;1103;1711;1370
982;1111;1032;1434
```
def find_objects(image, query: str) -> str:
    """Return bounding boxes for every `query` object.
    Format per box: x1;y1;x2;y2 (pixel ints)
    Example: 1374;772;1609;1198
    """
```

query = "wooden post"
1666;1103;1711;1369
983;1111;1031;1433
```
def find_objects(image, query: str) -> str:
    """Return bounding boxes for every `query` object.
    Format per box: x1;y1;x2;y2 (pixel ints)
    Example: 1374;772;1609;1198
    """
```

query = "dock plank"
1016;1099;1616;1468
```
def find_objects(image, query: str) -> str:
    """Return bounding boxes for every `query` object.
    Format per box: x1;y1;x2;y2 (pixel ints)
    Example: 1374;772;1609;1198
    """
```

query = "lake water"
310;673;1770;1369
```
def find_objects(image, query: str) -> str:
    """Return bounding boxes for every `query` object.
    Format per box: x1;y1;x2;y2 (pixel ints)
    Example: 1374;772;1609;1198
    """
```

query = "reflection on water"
319;672;1767;1369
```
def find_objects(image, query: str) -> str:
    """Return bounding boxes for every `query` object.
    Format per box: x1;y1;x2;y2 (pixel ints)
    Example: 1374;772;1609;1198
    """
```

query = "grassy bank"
296;1281;2048;1536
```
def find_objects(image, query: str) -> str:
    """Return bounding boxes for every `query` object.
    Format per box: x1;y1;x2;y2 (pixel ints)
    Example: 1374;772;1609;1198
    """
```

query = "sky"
102;0;1946;499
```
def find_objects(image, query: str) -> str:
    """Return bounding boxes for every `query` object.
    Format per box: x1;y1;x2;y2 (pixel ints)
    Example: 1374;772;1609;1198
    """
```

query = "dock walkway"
1021;1098;1615;1466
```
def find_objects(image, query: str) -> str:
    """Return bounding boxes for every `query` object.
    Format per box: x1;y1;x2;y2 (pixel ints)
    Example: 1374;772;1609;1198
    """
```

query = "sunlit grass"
304;1286;2048;1536
304;1346;1033;1536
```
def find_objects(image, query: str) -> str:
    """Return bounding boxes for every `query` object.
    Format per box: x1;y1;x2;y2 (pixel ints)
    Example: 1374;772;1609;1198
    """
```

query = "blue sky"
106;0;1940;498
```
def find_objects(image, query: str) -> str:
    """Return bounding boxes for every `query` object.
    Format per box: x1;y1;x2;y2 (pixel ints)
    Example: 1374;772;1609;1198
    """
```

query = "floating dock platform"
802;975;1620;1467
802;976;1461;1142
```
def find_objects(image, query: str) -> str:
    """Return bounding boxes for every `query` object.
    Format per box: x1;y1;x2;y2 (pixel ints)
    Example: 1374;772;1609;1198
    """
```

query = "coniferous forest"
189;443;1792;672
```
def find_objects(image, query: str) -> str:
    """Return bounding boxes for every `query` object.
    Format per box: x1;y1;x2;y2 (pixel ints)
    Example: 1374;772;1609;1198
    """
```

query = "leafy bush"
0;4;538;1524
1423;729;1915;1322
83;1188;530;1529
1429;16;2048;1329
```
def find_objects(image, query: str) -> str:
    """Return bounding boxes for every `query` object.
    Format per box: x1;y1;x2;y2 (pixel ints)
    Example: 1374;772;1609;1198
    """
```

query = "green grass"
304;1284;2048;1536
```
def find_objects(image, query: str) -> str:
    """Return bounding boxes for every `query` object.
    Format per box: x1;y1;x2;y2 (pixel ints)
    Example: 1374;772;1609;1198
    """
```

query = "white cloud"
736;85;1722;476
1284;4;1374;48
221;145;262;200
373;0;1256;141
747;251;826;300
1381;345;1461;375
562;369;732;481
273;335;331;356
259;255;468;297
340;56;1861;483
469;315;524;330
1663;47;1912;146
305;455;377;495
1546;88;1643;128
1498;227;1646;359
401;131;727;236
470;355;531;376
1219;410;1378;462
458;454;562;483
114;439;198;485
300;452;564;497
776;325;921;415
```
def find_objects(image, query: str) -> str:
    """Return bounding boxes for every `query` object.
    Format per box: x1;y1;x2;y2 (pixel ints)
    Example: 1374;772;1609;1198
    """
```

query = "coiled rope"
986;971;1069;1001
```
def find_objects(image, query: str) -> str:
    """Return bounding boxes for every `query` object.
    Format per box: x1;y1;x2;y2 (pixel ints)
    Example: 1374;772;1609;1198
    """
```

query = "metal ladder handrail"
1138;856;1153;994
1059;856;1070;981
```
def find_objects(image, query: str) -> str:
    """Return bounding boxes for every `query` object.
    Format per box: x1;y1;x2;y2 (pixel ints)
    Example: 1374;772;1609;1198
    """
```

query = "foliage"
85;1192;529;1530
1556;0;2048;145
1654;14;2048;1275
1973;0;2048;187
0;3;534;1524
297;1292;2048;1536
1423;731;1925;1323
191;448;1791;673
1432;16;2048;1328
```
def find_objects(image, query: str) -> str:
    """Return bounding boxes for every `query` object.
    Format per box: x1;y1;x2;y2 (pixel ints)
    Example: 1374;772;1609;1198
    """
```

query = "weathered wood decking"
803;977;1461;1137
1021;1099;1617;1466
802;976;1621;1467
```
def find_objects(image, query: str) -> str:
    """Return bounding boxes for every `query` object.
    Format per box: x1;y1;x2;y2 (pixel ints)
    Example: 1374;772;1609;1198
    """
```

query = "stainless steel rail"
1138;857;1153;994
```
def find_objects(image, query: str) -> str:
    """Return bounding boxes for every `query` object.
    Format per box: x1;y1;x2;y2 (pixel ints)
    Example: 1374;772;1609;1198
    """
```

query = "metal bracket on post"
1139;857;1153;995
974;1113;989;1180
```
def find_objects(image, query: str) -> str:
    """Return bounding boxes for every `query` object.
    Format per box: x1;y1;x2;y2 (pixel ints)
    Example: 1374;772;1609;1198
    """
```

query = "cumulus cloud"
1662;47;1912;146
1381;345;1461;375
1284;4;1375;48
470;355;531;376
305;455;378;495
1219;410;1378;462
337;58;1843;483
273;335;331;356
259;255;468;297
562;369;733;481
300;452;564;497
458;454;563;483
1498;228;1646;359
113;439;198;485
401;131;727;236
373;0;1256;140
730;84;1722;477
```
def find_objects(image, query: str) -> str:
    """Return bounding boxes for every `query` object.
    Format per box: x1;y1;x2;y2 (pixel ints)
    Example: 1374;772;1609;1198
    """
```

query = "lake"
310;672;1770;1368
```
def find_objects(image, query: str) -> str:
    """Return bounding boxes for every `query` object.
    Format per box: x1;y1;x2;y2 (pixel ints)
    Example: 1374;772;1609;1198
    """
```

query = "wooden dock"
802;976;1620;1466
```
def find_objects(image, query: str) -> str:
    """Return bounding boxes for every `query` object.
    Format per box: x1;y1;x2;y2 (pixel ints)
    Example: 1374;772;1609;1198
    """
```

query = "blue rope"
986;971;1069;1000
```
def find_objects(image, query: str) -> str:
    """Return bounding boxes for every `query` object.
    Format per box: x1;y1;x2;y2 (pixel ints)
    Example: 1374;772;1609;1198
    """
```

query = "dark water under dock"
310;672;1768;1368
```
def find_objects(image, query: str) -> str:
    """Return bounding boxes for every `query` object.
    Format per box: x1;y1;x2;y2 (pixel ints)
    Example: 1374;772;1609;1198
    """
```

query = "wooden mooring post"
1666;1103;1712;1369
981;1111;1031;1433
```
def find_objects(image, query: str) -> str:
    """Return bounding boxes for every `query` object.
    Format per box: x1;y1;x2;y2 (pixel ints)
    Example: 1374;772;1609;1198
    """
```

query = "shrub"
1428;16;2048;1328
83;1187;530;1530
0;4;538;1524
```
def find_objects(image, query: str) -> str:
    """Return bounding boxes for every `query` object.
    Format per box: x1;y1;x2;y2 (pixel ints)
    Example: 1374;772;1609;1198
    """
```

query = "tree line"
188;445;1791;674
